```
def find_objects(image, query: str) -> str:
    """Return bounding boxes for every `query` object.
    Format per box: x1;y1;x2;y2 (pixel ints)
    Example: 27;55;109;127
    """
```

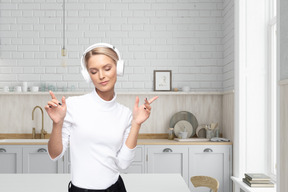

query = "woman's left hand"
132;96;158;126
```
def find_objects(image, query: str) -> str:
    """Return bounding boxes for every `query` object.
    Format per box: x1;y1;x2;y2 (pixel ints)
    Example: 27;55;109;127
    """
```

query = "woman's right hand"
45;91;67;124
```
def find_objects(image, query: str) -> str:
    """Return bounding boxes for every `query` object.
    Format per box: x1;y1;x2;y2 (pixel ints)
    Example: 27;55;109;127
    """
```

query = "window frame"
267;0;277;181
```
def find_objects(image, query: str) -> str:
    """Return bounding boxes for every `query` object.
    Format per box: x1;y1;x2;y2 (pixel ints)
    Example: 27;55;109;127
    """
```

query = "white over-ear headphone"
80;43;124;83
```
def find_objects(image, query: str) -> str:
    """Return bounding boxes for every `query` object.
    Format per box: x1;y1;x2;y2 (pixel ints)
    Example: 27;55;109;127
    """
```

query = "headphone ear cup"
81;69;91;83
117;60;124;76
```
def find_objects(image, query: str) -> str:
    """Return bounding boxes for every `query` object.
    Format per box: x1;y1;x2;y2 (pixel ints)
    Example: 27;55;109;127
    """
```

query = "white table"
0;173;190;192
231;176;276;192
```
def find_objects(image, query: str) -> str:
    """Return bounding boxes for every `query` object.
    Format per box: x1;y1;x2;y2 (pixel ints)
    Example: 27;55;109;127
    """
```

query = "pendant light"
61;0;67;67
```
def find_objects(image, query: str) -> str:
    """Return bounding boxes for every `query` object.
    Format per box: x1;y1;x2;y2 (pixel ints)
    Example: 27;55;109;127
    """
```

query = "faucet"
32;106;47;139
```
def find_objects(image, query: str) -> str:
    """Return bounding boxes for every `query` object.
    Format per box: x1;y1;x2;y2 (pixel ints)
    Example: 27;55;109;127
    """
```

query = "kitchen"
0;0;287;192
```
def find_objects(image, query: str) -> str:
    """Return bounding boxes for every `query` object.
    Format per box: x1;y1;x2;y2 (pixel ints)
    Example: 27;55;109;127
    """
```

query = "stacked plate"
169;111;198;138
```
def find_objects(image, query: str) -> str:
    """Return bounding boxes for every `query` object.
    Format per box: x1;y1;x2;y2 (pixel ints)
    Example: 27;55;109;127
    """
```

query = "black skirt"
68;175;127;192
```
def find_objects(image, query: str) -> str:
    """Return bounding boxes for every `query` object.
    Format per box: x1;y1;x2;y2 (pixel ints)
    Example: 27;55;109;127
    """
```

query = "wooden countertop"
138;139;232;145
0;138;232;145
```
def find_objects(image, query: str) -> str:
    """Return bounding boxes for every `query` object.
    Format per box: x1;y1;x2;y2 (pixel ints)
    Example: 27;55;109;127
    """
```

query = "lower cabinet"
145;144;232;192
0;143;232;192
120;145;145;174
0;146;22;173
146;145;189;184
189;145;232;192
23;146;64;173
0;145;64;174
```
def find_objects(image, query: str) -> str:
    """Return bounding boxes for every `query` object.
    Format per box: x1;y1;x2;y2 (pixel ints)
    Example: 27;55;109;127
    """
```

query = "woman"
45;43;158;192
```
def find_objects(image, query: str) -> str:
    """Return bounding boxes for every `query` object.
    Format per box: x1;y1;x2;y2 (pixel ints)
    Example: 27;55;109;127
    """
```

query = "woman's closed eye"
90;70;98;74
104;67;111;71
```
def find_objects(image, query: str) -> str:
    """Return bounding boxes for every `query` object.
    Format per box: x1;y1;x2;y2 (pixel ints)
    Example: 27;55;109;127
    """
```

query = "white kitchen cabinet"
0;146;22;173
189;145;232;192
120;145;145;174
146;145;189;184
22;146;64;173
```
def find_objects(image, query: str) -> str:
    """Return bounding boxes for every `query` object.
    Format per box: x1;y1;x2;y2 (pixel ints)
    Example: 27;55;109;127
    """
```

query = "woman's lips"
100;81;109;86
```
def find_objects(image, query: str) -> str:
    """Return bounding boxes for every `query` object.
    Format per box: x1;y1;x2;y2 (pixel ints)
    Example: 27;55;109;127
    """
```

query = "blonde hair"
84;47;119;69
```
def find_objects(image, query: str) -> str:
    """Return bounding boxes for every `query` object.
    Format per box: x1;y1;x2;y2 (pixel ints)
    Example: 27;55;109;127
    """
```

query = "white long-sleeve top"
49;89;136;189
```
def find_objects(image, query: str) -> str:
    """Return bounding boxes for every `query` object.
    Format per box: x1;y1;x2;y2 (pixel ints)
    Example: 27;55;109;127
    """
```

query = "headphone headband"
80;43;124;83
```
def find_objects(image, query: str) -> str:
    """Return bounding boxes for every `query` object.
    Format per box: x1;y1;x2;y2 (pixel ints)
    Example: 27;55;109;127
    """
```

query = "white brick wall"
223;0;234;91
0;0;232;92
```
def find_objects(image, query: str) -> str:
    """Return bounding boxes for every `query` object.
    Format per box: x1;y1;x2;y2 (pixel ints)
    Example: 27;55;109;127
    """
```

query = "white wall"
280;0;288;80
222;0;234;91
0;0;229;92
279;0;288;191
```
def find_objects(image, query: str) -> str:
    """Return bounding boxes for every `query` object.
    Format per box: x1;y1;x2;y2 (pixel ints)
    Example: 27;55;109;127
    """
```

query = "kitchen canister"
168;128;175;140
22;82;28;92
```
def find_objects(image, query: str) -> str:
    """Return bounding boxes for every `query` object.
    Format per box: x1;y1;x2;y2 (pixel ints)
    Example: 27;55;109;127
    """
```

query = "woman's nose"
98;70;105;80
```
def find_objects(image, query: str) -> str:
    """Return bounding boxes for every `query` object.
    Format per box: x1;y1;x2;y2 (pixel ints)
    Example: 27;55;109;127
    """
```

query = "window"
267;0;277;180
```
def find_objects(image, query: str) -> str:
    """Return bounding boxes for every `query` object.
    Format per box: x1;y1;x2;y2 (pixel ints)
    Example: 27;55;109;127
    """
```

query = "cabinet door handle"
163;148;173;153
203;148;213;152
0;148;6;153
37;148;47;153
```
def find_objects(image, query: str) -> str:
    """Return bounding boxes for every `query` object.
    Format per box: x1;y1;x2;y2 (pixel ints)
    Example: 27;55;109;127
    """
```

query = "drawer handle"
204;148;213;152
37;148;47;153
163;148;173;153
0;148;6;153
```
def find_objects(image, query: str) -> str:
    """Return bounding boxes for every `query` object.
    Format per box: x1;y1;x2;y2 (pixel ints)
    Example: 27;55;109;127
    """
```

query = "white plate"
169;111;198;138
174;120;193;138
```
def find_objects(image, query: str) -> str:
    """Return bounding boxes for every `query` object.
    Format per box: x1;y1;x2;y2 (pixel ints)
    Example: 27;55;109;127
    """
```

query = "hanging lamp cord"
62;0;65;50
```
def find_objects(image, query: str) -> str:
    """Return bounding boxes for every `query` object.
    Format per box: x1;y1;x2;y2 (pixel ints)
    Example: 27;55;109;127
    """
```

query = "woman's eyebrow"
89;64;112;70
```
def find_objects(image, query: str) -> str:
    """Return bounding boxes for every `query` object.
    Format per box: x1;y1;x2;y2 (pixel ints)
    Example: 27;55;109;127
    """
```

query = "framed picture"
153;70;172;91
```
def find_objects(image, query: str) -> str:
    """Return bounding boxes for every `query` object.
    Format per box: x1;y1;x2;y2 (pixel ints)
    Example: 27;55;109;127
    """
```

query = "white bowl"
182;86;190;92
31;86;39;92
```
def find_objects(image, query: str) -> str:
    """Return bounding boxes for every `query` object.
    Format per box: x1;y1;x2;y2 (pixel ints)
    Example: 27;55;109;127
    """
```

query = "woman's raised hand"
45;91;67;124
132;96;158;126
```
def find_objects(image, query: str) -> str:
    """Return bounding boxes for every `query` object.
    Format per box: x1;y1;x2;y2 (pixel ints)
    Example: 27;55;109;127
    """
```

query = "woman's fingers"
47;101;58;108
148;96;159;104
144;99;151;110
49;90;57;99
134;96;140;109
48;91;66;107
61;96;66;106
143;96;158;110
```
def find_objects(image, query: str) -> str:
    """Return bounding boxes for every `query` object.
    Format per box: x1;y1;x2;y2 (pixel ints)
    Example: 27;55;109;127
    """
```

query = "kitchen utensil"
169;111;198;138
174;120;193;138
210;122;218;130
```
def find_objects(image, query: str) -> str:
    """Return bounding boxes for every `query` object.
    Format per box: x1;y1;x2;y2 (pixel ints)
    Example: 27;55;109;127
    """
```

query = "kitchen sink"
0;139;49;143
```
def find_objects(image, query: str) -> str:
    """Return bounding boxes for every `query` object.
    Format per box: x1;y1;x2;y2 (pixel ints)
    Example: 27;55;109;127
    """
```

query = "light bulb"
61;48;67;67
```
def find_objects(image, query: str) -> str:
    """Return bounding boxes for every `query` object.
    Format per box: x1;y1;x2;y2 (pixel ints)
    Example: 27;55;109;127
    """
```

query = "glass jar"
168;128;175;140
